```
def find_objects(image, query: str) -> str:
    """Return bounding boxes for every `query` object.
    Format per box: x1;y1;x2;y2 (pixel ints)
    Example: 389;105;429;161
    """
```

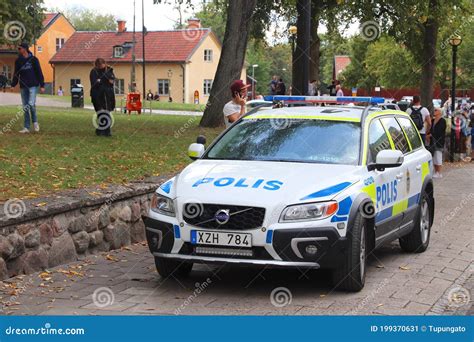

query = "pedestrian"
0;73;7;92
308;79;317;96
276;78;286;95
406;95;431;146
90;58;115;137
429;108;447;178
10;42;45;133
57;86;64;96
269;75;278;95
154;92;160;101
146;89;153;101
336;84;344;97
327;80;337;96
223;80;249;128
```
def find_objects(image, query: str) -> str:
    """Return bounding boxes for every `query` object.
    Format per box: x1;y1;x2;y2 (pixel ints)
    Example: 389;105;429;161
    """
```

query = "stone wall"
0;176;166;280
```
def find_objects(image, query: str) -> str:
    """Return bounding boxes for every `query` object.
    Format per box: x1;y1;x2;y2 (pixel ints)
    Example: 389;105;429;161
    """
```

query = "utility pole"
142;0;146;96
131;0;136;93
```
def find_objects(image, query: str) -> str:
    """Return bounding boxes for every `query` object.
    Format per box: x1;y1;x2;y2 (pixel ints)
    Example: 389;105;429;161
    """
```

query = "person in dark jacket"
276;78;286;95
430;108;447;178
90;58;115;136
11;42;45;133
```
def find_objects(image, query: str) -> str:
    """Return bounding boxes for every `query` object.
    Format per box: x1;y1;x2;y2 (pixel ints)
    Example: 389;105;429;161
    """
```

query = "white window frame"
114;46;124;58
2;65;12;79
56;38;65;52
114;79;125;95
204;49;213;62
203;79;213;96
157;79;170;96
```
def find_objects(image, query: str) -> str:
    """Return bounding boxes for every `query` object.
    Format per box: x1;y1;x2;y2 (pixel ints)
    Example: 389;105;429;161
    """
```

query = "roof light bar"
264;95;385;104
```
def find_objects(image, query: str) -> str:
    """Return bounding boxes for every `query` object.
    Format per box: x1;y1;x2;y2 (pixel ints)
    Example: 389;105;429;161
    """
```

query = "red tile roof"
42;13;59;29
334;55;351;78
50;29;212;64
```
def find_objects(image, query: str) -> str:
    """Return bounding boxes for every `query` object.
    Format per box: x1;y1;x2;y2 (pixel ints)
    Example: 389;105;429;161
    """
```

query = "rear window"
397;117;422;151
205;118;361;165
381;117;410;154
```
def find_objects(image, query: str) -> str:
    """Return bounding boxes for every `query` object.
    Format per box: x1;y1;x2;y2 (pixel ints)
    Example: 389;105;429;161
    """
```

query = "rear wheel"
399;192;432;253
154;257;193;278
332;211;367;292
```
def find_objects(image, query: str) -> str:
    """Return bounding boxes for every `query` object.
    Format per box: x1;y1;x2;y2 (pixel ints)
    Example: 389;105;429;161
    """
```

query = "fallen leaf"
399;266;410;271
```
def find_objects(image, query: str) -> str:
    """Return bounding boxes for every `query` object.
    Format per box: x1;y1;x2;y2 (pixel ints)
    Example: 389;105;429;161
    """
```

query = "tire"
399;192;432;253
154;257;193;278
332;211;367;292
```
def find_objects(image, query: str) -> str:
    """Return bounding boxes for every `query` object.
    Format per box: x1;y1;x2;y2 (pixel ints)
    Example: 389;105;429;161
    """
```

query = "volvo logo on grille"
214;209;230;225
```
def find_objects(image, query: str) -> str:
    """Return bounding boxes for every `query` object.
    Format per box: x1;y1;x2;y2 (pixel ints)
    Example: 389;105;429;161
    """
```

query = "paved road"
0;93;202;116
1;163;472;316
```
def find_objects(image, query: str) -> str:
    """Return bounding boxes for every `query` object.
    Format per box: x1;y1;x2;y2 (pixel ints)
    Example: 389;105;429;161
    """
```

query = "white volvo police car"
143;96;435;291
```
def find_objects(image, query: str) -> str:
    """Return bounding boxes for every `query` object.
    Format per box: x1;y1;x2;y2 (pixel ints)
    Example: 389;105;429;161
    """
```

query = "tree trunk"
419;0;439;113
292;0;311;95
200;0;257;128
309;15;320;84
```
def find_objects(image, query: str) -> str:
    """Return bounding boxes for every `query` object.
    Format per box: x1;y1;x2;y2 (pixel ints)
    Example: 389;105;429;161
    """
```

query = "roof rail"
264;95;385;105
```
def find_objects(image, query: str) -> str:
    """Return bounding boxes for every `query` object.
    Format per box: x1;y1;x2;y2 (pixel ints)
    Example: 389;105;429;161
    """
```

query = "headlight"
279;201;338;222
151;193;175;217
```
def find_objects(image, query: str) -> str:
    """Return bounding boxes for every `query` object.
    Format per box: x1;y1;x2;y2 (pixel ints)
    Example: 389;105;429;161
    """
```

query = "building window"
114;46;124;58
158;79;170;96
203;79;213;96
204;49;213;62
70;79;81;88
2;65;12;79
114;79;125;95
37;46;43;52
56;38;65;52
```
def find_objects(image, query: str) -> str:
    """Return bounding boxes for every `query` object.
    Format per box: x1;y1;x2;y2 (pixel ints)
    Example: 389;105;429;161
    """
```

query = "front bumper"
143;215;348;269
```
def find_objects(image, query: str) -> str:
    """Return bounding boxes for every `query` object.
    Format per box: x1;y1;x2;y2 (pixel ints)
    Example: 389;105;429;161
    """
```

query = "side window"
397;117;422;151
381;117;410;154
368;119;392;162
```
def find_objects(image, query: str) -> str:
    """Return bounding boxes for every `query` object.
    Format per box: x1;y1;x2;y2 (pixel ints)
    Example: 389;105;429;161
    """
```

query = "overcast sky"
44;0;205;31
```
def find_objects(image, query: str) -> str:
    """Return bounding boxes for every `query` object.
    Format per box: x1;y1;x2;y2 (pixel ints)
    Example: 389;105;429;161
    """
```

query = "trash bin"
71;84;84;108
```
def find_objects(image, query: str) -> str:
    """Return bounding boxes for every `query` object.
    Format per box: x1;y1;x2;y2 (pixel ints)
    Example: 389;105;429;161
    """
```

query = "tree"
60;6;116;31
194;1;227;41
0;0;44;45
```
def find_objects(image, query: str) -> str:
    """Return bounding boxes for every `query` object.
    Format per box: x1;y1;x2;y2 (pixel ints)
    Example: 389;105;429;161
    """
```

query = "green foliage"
194;1;227;41
60;6;117;31
0;0;44;45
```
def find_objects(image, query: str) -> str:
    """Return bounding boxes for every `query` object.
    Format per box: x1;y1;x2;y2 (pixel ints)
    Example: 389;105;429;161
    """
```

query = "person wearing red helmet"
222;80;250;128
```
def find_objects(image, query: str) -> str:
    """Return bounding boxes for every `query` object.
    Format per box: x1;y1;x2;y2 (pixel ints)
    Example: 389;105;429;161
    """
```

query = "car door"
366;117;405;242
396;116;426;227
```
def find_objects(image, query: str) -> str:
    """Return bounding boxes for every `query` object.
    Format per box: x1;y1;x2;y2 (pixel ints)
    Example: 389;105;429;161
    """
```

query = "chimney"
186;18;201;29
117;20;126;33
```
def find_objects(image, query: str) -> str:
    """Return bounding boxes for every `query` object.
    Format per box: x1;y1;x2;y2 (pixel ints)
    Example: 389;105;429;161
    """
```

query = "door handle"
416;165;421;172
396;173;404;181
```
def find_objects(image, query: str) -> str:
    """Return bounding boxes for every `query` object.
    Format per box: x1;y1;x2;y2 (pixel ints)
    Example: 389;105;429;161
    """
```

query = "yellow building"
0;13;75;93
50;19;246;104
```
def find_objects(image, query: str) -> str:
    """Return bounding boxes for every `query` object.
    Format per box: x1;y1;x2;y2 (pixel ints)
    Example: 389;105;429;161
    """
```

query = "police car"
143;96;434;292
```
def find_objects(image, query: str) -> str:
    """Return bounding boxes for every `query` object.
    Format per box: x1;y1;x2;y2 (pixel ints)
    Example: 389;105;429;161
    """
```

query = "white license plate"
191;230;252;247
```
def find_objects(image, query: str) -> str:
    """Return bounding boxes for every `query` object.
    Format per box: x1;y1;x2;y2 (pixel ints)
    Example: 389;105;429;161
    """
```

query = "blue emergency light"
263;95;385;104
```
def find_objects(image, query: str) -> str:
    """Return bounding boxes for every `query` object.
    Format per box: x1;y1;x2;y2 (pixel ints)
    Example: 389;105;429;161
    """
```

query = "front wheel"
399;192;432;253
154;257;193;278
332;211;367;292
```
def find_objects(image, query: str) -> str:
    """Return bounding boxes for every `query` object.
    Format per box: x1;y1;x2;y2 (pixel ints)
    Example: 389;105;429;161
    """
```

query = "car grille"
182;203;265;230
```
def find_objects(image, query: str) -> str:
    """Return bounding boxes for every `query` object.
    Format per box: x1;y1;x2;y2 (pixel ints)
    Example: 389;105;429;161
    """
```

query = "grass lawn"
38;94;206;112
0;106;220;201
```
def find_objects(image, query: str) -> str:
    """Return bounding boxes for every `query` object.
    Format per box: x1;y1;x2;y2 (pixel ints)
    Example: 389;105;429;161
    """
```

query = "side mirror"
368;150;404;171
188;143;205;160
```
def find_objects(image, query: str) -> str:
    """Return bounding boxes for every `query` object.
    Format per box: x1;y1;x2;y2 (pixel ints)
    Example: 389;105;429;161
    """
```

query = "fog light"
305;245;318;255
337;222;345;230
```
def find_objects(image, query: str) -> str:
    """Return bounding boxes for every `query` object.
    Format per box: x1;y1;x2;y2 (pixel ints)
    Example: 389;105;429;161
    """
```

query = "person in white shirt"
222;80;250;128
406;95;432;145
336;84;344;96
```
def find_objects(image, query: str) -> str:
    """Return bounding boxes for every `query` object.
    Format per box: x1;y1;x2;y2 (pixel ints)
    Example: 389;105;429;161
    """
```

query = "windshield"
205;118;361;165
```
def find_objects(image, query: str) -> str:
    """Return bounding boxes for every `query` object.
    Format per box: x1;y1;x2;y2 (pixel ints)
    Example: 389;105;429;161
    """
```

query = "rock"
84;212;99;233
48;234;77;268
24;229;40;248
131;202;141;222
52;214;69;237
89;230;104;247
39;223;53;245
0;236;14;260
68;216;88;234
0;258;7;280
103;222;130;250
23;248;48;274
98;207;110;229
131;220;146;243
6;255;25;277
72;231;90;254
7;233;25;259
